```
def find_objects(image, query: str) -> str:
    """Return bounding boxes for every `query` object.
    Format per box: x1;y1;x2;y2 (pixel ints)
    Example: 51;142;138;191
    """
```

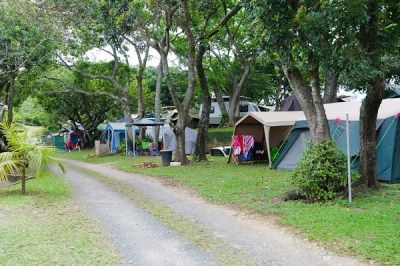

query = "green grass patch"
59;150;400;264
0;172;121;265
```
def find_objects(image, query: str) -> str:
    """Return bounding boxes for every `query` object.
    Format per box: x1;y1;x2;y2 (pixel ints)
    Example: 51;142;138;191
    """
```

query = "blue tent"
101;120;167;153
101;123;128;153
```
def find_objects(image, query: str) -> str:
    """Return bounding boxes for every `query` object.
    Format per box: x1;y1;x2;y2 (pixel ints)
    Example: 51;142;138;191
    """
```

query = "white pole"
263;125;272;168
346;114;352;204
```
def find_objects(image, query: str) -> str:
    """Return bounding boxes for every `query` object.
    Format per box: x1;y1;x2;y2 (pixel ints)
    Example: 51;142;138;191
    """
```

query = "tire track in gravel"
62;159;365;266
57;167;222;265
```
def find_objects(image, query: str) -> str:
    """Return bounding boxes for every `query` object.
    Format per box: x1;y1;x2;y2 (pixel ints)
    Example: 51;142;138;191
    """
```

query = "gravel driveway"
60;159;364;266
59;167;217;265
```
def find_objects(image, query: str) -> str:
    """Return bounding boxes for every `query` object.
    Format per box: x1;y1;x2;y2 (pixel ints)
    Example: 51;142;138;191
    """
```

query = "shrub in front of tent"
292;140;358;202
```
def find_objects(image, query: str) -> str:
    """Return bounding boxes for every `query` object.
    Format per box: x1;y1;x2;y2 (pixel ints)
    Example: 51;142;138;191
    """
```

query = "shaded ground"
61;159;363;266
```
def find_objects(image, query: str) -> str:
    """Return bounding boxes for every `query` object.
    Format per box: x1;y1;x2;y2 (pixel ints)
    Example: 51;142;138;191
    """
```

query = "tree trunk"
358;1;382;188
174;115;188;164
21;165;26;194
84;130;94;147
274;70;285;111
310;64;331;141
359;79;384;188
161;52;189;164
121;97;133;141
213;85;227;115
213;85;228;126
136;74;145;119
154;61;163;143
323;71;339;103
227;93;239;126
282;64;330;142
227;61;253;126
194;43;210;161
7;79;15;125
274;88;282;111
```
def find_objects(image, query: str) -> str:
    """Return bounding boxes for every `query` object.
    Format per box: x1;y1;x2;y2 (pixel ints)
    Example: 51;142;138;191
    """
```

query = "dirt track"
59;159;364;266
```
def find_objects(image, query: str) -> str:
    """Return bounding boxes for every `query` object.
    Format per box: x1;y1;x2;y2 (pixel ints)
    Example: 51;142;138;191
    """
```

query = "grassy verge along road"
0;172;121;265
59;150;400;264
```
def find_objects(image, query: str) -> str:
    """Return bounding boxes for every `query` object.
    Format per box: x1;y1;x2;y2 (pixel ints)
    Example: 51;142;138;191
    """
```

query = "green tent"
273;98;400;182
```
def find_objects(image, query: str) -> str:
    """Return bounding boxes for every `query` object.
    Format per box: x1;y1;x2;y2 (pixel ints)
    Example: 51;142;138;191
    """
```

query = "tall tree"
249;0;341;142
343;0;400;187
52;1;136;130
190;1;242;160
40;65;122;145
0;0;57;124
136;0;198;164
209;10;258;126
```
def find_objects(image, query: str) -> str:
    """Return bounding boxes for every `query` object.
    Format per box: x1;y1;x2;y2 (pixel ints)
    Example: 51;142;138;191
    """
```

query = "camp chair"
150;143;160;156
140;141;150;156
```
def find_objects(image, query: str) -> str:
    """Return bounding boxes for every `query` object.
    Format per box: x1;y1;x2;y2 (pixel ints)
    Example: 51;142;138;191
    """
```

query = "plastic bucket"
160;150;172;166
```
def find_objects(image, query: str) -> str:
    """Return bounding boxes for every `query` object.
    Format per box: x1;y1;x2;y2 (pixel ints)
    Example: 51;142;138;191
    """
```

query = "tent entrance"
229;122;293;165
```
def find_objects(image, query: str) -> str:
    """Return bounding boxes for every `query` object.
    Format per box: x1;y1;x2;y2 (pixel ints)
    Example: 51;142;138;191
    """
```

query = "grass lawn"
0;172;121;265
59;150;400;264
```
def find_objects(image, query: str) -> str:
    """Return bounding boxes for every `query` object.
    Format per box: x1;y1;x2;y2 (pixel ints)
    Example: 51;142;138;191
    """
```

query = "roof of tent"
236;111;305;127
106;123;126;131
105;120;166;132
236;98;400;127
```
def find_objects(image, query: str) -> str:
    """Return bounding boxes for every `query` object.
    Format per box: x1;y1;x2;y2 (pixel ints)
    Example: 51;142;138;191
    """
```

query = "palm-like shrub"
0;123;65;194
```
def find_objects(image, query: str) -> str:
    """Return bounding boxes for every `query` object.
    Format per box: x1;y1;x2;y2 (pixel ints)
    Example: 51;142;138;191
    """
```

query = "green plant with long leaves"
0;123;65;194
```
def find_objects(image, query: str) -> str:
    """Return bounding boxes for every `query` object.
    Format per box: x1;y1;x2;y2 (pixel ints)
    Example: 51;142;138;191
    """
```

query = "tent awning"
235;111;305;127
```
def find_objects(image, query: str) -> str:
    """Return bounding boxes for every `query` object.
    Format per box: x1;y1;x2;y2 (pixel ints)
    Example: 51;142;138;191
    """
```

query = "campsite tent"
229;111;306;165
163;127;199;155
280;95;302;111
102;123;128;153
280;94;347;111
101;120;167;153
273;98;400;182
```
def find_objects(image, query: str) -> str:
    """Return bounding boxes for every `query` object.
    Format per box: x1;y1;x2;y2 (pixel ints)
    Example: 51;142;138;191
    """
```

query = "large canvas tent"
229;111;306;165
273;98;400;182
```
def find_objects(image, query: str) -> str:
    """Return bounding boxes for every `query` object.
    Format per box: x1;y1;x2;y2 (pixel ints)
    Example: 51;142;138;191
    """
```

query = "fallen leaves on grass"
137;161;158;168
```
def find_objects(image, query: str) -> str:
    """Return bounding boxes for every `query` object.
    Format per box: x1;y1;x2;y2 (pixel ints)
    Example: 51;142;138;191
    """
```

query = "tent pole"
264;125;272;168
346;114;352;204
125;127;128;156
132;125;136;157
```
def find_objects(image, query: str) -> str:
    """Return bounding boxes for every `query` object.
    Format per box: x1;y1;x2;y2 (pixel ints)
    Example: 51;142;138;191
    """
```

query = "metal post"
346;114;352;204
125;126;128;156
132;124;136;157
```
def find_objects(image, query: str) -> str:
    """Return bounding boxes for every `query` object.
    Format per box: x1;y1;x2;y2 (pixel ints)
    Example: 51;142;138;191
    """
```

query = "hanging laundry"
231;135;243;155
242;135;254;158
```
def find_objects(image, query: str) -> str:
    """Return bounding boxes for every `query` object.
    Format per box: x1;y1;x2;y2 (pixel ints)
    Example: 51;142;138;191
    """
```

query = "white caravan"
199;96;261;126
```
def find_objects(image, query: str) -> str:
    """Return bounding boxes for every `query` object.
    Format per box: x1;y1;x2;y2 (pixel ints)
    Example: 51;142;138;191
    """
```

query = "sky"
83;45;180;68
84;45;367;102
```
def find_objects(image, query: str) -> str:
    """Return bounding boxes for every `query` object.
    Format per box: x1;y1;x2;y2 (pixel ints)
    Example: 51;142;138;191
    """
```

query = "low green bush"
292;140;357;202
117;142;126;154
